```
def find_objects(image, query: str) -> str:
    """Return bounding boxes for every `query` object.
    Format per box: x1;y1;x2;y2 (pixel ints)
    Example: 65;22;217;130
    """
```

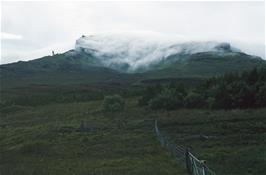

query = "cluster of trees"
139;68;266;110
202;68;266;109
138;83;203;110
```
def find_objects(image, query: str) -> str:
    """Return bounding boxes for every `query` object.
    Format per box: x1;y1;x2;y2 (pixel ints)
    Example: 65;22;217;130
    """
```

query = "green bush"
256;83;266;107
206;97;216;109
138;84;163;106
184;92;205;108
148;88;184;110
102;95;125;112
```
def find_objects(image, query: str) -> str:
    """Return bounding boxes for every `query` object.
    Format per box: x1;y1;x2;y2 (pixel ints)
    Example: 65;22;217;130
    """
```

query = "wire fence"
154;120;216;175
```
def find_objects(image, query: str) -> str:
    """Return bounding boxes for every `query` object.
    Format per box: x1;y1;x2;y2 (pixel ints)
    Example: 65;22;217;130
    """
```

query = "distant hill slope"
143;51;266;79
0;51;141;89
1;43;265;89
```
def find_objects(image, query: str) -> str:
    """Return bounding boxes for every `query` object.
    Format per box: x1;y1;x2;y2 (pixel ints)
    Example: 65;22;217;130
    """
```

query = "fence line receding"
154;120;216;175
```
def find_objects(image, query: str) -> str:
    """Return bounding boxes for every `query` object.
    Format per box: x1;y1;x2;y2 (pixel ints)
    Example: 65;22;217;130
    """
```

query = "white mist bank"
1;31;264;66
75;31;244;71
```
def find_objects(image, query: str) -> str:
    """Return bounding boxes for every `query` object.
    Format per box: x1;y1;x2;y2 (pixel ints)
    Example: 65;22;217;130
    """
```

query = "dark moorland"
0;49;266;175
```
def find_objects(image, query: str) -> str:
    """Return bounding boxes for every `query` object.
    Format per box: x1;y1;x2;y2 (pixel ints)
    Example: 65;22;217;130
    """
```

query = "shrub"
256;83;266;107
148;88;184;110
138;84;163;106
184;92;205;108
206;97;216;109
102;95;125;112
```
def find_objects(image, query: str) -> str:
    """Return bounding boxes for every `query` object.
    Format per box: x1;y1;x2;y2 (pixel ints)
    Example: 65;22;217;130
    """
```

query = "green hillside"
0;52;142;89
1;50;265;90
143;52;265;79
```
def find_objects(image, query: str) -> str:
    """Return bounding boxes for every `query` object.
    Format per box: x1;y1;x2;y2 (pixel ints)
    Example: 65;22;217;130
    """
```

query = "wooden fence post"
202;166;206;175
185;148;192;174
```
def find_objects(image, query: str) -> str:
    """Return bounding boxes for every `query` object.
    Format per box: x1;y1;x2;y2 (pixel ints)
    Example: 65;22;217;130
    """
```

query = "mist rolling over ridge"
75;31;245;72
1;31;264;80
1;1;264;64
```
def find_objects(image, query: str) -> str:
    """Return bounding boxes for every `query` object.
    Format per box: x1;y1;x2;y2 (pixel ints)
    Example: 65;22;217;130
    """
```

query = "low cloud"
1;32;23;40
75;31;246;72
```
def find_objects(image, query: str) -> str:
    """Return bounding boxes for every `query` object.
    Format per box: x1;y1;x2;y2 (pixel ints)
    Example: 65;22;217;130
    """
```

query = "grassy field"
0;98;265;175
157;108;266;175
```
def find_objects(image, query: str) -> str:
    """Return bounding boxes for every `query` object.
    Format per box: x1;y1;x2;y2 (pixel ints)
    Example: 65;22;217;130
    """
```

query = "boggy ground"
0;99;265;175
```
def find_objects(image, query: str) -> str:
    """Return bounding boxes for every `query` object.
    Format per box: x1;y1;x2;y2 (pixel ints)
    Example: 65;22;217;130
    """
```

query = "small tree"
102;95;125;112
148;88;184;110
138;84;163;106
256;83;266;107
184;91;205;108
206;97;216;109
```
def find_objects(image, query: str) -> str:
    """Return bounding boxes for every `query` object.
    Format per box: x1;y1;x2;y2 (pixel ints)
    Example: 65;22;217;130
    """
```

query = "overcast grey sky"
1;1;265;64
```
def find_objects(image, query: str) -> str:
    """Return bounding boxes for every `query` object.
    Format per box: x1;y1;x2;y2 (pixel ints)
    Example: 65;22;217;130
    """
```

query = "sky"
1;1;265;64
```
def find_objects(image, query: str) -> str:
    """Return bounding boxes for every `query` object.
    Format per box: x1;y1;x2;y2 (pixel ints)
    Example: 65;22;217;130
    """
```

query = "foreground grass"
156;108;266;175
0;101;186;175
0;99;265;175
